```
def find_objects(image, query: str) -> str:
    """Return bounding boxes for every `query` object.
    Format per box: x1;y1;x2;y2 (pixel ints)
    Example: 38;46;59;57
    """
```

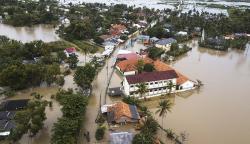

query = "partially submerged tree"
74;63;96;89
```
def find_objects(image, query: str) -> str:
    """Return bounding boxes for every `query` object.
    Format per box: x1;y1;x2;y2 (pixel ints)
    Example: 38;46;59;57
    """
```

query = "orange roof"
153;60;189;84
116;57;154;72
108;102;132;121
117;57;189;85
110;24;126;36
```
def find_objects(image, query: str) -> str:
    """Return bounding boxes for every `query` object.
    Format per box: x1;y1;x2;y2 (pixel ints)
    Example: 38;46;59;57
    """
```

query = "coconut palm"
166;80;176;95
155;99;173;131
136;82;148;100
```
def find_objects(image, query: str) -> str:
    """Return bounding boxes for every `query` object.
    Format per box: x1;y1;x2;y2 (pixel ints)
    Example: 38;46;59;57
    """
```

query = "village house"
155;38;177;51
105;102;140;124
64;47;76;57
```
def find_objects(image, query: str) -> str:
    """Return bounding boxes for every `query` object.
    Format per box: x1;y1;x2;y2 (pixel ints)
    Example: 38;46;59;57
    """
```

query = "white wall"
180;80;194;90
155;44;171;51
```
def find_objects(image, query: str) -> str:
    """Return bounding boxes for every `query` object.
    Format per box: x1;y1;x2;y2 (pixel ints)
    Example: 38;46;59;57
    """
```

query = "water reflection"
0;23;59;43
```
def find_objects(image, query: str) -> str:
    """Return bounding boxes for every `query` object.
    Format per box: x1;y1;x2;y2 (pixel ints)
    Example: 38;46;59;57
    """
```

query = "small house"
155;38;177;51
64;47;76;57
107;102;140;124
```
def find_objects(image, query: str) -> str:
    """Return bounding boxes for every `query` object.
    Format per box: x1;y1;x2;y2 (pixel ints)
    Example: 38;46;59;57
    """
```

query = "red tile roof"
126;70;178;84
117;57;190;85
65;47;76;53
117;53;139;60
116;57;153;72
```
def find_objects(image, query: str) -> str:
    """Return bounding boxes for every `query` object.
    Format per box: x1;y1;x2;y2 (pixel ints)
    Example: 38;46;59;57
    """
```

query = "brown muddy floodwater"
0;23;59;43
146;40;250;144
7;87;62;144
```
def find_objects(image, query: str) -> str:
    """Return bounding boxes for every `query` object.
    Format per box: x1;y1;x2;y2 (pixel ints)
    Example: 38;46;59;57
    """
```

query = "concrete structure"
155;38;177;51
122;70;178;98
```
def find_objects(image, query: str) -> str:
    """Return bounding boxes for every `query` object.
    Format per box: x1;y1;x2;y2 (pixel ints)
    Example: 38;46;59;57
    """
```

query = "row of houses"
115;51;195;98
0;99;29;138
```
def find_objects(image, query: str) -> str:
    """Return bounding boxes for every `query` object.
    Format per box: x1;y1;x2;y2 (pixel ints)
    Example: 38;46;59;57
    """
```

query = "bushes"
122;96;141;107
51;90;88;144
56;76;65;86
132;117;159;144
95;125;106;141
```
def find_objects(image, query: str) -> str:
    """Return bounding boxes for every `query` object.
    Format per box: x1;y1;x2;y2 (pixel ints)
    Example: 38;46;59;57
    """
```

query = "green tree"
166;80;176;95
148;47;164;60
136;83;148;100
143;63;155;72
155;99;172;130
68;54;79;69
136;59;144;73
74;63;96;89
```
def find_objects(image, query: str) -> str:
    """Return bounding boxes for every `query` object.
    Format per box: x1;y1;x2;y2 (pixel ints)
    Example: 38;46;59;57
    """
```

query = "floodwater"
7;87;62;144
147;40;250;144
0;23;59;43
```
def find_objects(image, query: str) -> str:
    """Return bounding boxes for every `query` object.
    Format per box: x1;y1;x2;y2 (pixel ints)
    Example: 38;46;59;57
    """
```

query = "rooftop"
107;102;140;123
117;53;139;61
116;57;153;72
156;38;177;45
0;99;29;111
126;70;178;84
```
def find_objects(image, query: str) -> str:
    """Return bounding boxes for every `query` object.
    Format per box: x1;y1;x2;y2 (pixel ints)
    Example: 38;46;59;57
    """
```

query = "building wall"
179;80;194;90
123;78;177;98
123;78;130;96
124;71;136;76
155;44;171;51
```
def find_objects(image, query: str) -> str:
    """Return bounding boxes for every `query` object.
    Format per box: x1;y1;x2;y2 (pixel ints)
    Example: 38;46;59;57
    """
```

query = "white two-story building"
122;70;178;98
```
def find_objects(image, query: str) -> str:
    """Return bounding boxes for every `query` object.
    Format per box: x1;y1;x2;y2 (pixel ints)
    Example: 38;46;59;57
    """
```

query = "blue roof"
129;105;140;120
156;38;177;45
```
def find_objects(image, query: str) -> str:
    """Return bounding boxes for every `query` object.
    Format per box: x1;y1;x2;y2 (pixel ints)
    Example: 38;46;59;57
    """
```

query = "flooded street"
7;87;62;144
0;23;59;43
147;40;250;144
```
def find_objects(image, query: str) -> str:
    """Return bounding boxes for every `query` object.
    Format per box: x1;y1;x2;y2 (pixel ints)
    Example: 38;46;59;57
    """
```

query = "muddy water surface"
7;87;62;144
0;23;59;43
146;40;250;144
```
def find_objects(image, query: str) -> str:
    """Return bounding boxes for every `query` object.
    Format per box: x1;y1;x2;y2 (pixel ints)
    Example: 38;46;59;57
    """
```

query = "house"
0;99;29;111
0;120;15;137
110;132;134;144
150;37;160;44
116;53;139;61
155;38;177;51
64;47;76;57
176;31;188;36
110;24;127;36
107;102;140;124
122;70;178;97
0;112;15;120
99;35;113;42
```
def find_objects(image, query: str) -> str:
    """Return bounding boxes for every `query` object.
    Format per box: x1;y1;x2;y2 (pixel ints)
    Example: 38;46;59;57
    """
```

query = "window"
155;82;158;84
130;85;134;88
150;82;153;85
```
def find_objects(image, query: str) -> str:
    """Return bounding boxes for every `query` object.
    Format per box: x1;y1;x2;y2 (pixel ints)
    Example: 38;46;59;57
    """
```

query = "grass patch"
72;40;104;54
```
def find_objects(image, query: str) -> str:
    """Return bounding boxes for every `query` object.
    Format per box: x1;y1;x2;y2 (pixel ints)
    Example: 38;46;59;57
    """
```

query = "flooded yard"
7;87;62;144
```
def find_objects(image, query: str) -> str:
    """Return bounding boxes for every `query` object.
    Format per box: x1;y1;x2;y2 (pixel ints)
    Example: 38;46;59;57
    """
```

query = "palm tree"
155;99;172;132
136;83;148;100
82;46;90;64
166;80;176;96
